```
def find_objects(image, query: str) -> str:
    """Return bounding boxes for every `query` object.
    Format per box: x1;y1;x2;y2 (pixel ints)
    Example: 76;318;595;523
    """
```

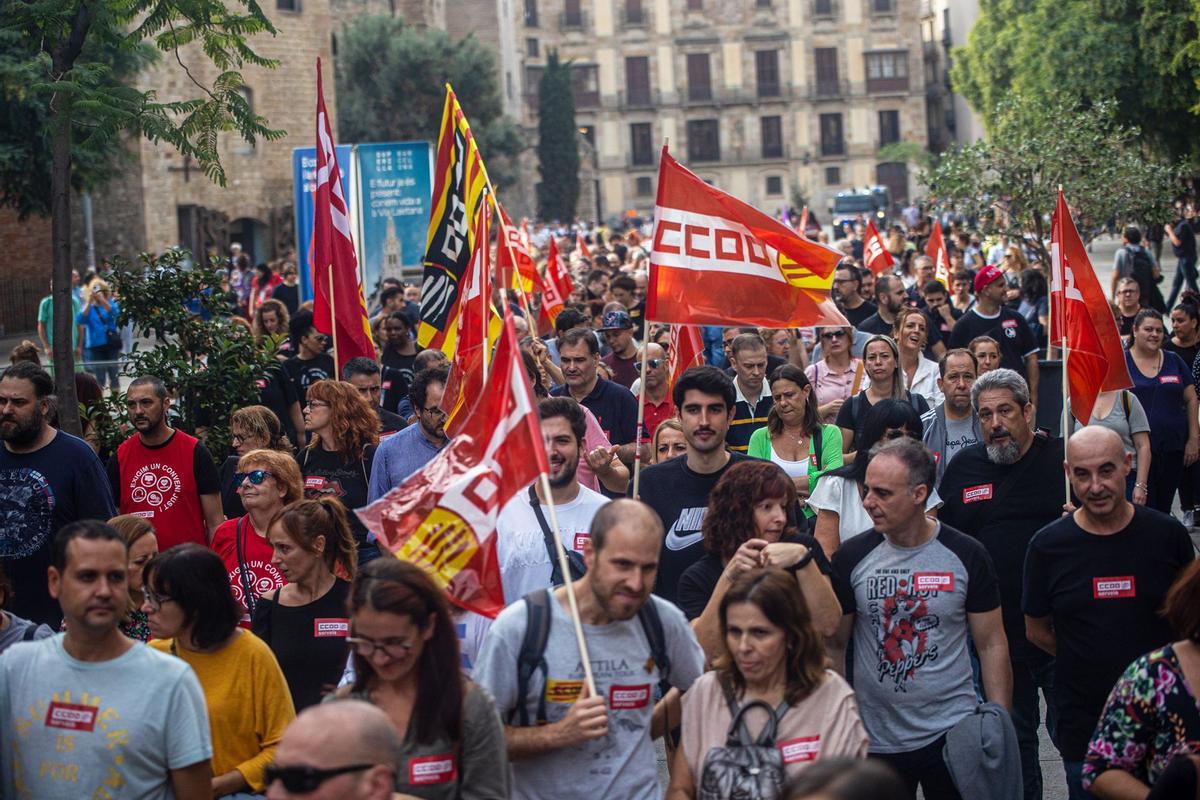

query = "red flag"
668;324;705;390
311;58;375;371
1050;189;1132;424
647;147;847;328
542;236;572;321
863;220;895;276
925;220;950;286
798;206;809;238
577;231;591;260
443;200;493;438
356;311;549;618
496;202;537;288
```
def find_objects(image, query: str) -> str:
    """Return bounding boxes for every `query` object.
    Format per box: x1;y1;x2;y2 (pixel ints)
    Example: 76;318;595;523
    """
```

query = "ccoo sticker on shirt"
544;679;584;704
1160;375;1181;384
609;684;651;710
778;735;820;764
913;572;955;593
313;618;350;638
1093;576;1136;600
408;754;456;785
962;484;993;503
45;702;98;732
304;476;327;490
572;532;590;553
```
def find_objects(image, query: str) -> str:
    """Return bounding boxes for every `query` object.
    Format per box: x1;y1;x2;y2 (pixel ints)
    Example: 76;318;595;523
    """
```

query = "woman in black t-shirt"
300;380;380;565
252;497;357;711
835;334;929;456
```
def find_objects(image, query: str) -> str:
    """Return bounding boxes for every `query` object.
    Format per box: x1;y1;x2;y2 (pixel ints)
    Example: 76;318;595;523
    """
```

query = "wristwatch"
787;547;815;573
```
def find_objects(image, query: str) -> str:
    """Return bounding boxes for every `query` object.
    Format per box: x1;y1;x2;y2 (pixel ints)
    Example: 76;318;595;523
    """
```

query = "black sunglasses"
647;358;664;370
821;330;848;340
263;763;375;793
234;469;273;486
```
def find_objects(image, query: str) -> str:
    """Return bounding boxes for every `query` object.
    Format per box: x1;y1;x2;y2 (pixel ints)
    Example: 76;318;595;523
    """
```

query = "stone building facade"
920;0;983;152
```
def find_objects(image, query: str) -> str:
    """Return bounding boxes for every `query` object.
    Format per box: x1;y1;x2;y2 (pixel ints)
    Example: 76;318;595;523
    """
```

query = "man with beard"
861;274;946;359
635;366;754;605
495;397;610;601
107;375;223;550
938;368;1065;800
0;362;113;625
1023;427;1193;799
475;499;705;800
367;365;450;501
922;349;983;488
550;328;638;463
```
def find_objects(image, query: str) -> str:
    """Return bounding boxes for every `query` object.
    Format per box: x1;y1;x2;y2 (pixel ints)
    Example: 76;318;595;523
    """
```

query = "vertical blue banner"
292;145;353;303
354;141;434;302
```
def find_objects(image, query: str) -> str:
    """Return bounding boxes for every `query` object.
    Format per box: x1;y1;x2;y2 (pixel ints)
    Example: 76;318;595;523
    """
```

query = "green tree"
922;95;1179;267
952;0;1200;166
334;14;522;188
1;0;283;435
536;51;579;222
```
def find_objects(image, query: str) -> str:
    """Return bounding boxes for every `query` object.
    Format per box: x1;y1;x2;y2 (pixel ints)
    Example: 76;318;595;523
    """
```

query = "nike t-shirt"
634;452;755;606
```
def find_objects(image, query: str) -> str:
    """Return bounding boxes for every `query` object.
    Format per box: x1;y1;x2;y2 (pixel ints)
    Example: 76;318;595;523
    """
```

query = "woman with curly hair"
251;298;292;360
668;570;868;798
677;460;842;664
301;379;381;565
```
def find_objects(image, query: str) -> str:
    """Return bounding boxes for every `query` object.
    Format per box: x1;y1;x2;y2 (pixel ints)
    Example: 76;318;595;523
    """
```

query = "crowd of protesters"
3;206;1200;800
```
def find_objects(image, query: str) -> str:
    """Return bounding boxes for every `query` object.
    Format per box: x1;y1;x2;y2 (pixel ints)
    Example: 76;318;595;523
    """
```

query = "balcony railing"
810;79;848;99
618;88;660;108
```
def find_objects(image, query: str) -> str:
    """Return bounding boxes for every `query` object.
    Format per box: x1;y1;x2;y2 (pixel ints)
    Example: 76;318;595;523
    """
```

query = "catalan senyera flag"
1050;189;1131;424
419;85;489;358
356;310;549;618
926;220;950;286
311;58;374;370
863;220;895;276
647;147;847;328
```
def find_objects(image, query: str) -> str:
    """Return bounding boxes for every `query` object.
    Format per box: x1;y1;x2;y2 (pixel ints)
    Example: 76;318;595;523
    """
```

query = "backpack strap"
1121;390;1132;418
513;590;554;727
21;622;39;641
529;485;586;585
235;517;257;619
636;596;672;694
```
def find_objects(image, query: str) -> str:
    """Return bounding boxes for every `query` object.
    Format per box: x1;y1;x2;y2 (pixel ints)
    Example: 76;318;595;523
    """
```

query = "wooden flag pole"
537;471;597;696
1057;184;1070;506
631;323;653;499
327;263;340;370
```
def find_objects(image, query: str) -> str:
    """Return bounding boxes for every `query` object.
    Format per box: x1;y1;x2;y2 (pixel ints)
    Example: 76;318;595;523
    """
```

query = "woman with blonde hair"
301;379;381;564
218;405;295;518
210;448;304;625
252;298;291;360
653;418;688;464
107;514;158;642
890;307;943;408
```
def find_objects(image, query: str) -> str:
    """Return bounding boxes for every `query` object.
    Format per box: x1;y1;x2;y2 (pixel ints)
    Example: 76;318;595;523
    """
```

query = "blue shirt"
76;301;119;349
1127;350;1191;451
367;424;448;502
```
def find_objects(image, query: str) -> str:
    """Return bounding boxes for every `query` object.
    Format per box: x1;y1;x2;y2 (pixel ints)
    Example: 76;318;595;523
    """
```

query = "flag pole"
632;323;652;498
538;471;598;696
1062;340;1071;504
327;263;340;370
1057;184;1070;506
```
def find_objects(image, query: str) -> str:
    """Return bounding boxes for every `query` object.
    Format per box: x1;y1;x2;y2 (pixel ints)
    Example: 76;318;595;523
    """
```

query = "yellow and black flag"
419;85;490;357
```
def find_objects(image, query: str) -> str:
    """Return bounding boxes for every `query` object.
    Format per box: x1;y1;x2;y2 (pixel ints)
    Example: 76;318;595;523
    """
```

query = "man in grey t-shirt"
922;349;983;488
830;439;1012;798
475;500;705;800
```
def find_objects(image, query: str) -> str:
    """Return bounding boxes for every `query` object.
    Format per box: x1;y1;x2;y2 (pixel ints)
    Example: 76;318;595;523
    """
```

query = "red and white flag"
647;147;846;328
863;220;895;276
311;58;375;370
1050;189;1131;424
538;236;572;326
496;202;537;290
576;231;591;260
925;220;950;286
668;324;705;390
357;311;549;618
443;199;494;438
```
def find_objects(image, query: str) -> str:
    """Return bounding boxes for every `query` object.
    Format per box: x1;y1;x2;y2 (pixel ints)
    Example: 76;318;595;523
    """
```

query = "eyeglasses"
263;763;376;794
646;358;664;370
346;636;415;659
230;433;247;444
420;405;446;418
142;588;174;611
821;330;848;340
1118;289;1138;296
235;469;273;486
356;385;382;396
305;400;330;409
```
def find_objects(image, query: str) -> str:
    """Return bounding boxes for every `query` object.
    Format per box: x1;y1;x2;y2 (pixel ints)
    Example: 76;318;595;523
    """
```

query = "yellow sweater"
150;629;295;791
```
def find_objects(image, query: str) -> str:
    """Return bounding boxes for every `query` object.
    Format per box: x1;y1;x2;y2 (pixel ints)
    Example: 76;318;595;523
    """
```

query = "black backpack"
1130;248;1166;312
510;588;672;726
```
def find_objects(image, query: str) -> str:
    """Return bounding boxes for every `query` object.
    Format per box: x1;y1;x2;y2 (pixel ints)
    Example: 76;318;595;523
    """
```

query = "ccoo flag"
311;58;375;370
863;220;895;276
925;220;950;286
357;310;549;618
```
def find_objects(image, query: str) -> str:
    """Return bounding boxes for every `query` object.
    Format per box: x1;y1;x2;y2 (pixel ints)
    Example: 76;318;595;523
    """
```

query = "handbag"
103;308;121;351
697;681;790;800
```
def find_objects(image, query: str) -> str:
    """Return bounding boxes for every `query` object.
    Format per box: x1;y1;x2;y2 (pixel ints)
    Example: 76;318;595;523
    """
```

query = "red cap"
973;265;1003;294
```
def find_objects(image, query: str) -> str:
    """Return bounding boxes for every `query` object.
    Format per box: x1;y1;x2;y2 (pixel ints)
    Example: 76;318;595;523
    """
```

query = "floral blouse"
1083;644;1200;789
120;609;151;643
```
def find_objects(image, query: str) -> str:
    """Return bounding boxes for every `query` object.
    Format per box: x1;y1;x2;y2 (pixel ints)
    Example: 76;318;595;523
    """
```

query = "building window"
814;48;839;96
871;0;894;12
636;176;653;196
865;51;909;93
625;56;651;105
760;116;783;159
756;0;771;6
571;64;599;108
765;175;783;196
813;0;834;17
819;113;844;156
524;0;538;26
630;123;654;165
687;119;720;162
524;65;544;107
526;37;539;57
825;166;841;185
755;50;780;98
686;53;712;101
276;0;299;10
562;0;583;28
879;110;900;147
624;0;645;25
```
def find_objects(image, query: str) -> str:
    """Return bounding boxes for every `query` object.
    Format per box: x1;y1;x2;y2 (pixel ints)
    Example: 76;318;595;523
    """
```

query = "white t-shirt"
808;475;943;543
495;483;610;603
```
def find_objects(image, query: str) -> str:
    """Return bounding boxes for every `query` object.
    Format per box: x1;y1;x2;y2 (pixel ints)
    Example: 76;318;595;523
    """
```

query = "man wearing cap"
599;304;640;389
948;264;1040;405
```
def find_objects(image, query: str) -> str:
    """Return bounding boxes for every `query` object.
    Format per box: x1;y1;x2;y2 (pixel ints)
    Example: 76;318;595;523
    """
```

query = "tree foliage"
952;0;1200;166
922;95;1180;266
536;51;579;222
334;14;523;188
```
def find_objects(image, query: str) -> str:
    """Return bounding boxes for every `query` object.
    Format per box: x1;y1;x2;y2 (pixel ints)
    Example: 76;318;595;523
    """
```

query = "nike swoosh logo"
664;531;704;551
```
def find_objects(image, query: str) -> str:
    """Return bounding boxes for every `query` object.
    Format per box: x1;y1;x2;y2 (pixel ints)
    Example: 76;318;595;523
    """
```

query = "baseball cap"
973;265;1004;294
599;309;634;331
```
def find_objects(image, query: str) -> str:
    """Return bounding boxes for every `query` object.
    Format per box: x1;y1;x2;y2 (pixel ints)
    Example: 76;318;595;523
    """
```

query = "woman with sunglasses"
834;335;929;456
336;558;509;799
301;380;381;565
219;405;295;519
146;544;296;798
811;399;941;557
806;326;860;424
211;449;304;626
252;498;357;712
891;307;944;408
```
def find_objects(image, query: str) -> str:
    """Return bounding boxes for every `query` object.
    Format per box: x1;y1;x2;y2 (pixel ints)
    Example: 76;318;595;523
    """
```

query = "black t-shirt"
947;307;1037;376
219;455;245;519
550;378;639;445
937;434;1065;660
299;444;376;549
841;301;877;329
252;579;352;711
676;533;832;620
380;348;417;414
377;406;407;435
834;390;930;451
1118;313;1138;338
1022;506;1194;760
105;433;221;506
258;364;300;443
635;451;756;606
1167;340;1200;374
270;282;300;316
926;306;962;342
855;312;893;337
1174;219;1197;260
283;353;336;403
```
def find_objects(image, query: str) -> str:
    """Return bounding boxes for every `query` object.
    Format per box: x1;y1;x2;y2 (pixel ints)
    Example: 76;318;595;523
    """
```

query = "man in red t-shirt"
107;376;223;549
637;342;676;449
